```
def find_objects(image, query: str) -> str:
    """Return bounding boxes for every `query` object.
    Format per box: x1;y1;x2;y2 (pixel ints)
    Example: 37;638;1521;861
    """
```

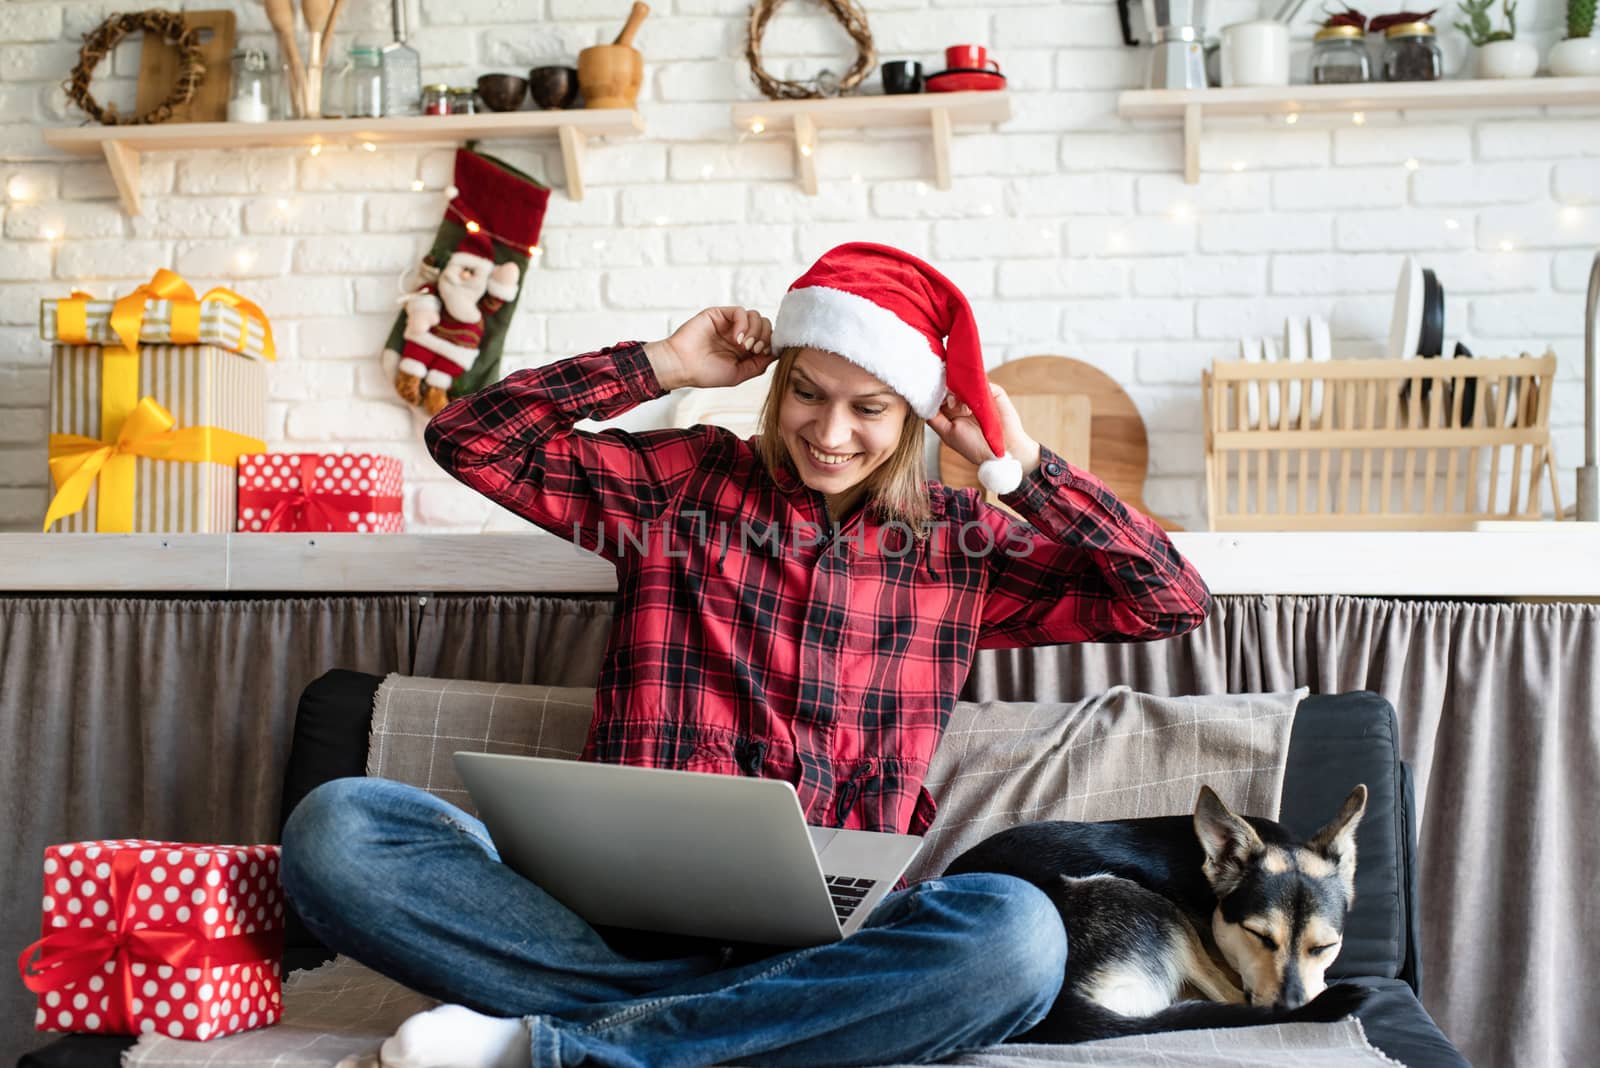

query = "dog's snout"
1278;973;1307;1010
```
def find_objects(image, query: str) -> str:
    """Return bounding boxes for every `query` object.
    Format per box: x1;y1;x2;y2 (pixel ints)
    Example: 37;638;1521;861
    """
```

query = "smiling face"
773;347;911;518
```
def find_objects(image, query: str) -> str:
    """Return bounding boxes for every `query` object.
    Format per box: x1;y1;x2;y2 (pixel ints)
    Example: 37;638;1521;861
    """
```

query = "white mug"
1220;20;1290;87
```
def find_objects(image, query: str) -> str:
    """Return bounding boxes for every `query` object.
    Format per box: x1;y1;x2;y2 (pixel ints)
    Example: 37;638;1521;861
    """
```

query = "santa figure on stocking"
393;228;521;416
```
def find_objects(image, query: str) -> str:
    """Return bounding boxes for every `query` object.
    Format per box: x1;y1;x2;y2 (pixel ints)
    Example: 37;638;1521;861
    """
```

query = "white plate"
1262;335;1282;427
1388;256;1424;360
1308;314;1331;422
1282;316;1306;426
1240;336;1262;428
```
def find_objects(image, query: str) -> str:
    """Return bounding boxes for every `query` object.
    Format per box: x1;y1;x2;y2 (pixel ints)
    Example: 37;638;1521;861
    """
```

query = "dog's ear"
1307;784;1367;902
1193;785;1264;897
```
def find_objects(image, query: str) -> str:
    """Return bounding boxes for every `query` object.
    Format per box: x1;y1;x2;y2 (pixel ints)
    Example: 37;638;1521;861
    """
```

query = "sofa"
19;671;1467;1067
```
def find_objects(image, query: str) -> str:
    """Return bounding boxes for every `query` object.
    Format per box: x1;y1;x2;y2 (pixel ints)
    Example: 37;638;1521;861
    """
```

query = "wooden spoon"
300;0;333;115
263;0;307;115
301;0;332;37
320;0;348;58
613;1;650;47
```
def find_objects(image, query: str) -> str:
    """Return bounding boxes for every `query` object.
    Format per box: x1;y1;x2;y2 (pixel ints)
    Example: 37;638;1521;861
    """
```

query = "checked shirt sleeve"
973;445;1212;650
424;342;712;562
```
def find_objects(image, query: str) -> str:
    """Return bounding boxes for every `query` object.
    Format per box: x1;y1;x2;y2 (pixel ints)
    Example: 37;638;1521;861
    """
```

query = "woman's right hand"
644;307;776;391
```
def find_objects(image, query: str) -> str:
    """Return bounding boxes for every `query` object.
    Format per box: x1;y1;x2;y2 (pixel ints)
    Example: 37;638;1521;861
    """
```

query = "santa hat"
449;228;518;301
451;227;495;271
772;242;1024;494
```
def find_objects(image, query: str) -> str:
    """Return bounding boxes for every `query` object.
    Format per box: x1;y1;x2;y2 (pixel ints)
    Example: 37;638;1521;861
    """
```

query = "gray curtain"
965;595;1600;1068
3;593;1593;1068
0;594;615;1064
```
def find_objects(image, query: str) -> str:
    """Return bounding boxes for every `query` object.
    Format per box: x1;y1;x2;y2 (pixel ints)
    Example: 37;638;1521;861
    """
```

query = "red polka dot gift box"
236;453;404;533
18;840;285;1041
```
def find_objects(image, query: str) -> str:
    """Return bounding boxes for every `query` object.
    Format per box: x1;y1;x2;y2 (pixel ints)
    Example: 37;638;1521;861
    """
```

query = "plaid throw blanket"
126;679;1399;1068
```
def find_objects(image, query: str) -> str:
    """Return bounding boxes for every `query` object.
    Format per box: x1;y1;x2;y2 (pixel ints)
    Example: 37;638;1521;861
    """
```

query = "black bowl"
528;65;580;109
476;73;528;112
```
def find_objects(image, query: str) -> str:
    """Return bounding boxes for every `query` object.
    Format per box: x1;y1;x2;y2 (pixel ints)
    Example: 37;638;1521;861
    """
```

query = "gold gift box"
40;295;273;361
47;343;268;533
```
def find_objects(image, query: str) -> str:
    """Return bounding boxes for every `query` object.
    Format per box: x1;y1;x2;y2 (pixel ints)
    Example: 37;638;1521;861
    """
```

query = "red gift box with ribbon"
236;453;404;533
18;840;284;1040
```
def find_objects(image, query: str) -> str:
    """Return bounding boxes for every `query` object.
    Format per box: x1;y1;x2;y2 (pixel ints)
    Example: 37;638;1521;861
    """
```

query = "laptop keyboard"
825;875;879;923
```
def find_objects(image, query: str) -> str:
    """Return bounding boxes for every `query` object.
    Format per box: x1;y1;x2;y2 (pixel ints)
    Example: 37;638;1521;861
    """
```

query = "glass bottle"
1383;21;1442;82
1311;25;1370;84
227;48;272;123
345;44;385;118
380;0;422;116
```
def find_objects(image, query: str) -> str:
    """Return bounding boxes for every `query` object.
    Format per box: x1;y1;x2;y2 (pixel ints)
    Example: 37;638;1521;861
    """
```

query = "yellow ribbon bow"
55;267;277;362
45;397;265;533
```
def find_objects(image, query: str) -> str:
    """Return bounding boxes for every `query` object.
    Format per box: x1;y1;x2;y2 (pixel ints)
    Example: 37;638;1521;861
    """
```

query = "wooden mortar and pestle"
578;2;649;109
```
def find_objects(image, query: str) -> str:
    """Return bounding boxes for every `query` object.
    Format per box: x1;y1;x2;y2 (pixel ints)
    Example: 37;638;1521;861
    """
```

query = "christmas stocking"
381;148;550;416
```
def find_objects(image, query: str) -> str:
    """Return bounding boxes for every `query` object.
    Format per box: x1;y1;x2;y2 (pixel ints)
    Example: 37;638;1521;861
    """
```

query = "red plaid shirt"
426;342;1211;835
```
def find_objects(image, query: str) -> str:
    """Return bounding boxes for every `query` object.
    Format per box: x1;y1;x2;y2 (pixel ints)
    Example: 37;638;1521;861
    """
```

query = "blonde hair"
756;346;933;535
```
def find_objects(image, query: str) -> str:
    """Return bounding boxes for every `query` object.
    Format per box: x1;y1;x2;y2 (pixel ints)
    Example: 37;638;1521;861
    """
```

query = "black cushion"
278;670;383;835
1352;977;1468;1067
1280;692;1408;985
277;670;384;951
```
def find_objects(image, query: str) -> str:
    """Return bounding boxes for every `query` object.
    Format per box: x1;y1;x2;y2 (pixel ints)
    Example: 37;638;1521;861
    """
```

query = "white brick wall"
2;0;1596;535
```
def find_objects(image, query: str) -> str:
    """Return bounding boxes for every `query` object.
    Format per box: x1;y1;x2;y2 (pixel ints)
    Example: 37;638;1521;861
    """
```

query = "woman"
282;243;1212;1068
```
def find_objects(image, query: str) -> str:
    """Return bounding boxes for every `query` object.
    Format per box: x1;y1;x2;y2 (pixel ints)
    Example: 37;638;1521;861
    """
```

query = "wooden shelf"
41;109;646;213
729;91;1011;195
1;530;1595;595
1118;77;1600;184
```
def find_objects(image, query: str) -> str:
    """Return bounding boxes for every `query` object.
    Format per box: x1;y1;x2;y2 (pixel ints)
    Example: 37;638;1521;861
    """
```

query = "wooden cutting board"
137;10;236;123
939;354;1179;531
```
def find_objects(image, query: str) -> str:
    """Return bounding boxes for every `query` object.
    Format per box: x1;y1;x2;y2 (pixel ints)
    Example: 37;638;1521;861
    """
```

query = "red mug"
944;44;1000;73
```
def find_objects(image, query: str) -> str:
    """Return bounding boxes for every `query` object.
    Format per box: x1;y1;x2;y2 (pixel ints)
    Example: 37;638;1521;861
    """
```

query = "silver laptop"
453;752;925;947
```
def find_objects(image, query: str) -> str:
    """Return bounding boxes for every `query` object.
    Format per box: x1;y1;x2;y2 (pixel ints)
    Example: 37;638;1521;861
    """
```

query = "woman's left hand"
927;383;1042;474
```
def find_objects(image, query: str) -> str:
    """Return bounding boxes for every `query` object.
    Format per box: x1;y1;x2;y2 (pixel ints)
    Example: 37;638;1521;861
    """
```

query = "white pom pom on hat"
977;454;1024;495
772;242;1024;494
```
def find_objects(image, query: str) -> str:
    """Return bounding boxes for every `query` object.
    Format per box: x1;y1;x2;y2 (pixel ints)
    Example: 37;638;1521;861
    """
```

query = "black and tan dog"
943;785;1372;1043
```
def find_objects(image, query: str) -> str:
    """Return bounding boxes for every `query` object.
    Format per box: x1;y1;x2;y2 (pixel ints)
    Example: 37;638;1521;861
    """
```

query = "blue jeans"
280;777;1067;1068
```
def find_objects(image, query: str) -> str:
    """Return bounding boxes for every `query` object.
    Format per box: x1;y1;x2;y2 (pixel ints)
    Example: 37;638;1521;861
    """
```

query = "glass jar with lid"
1311;25;1370;84
1383;21;1442;81
448;87;479;115
227;48;272;123
422;84;452;115
343;44;384;118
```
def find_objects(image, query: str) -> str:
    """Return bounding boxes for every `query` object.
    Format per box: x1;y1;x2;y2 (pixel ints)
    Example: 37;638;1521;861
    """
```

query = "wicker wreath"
65;9;205;125
746;0;877;101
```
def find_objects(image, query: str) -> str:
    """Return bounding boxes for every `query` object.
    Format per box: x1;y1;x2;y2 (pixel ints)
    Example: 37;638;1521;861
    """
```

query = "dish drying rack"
1202;352;1561;530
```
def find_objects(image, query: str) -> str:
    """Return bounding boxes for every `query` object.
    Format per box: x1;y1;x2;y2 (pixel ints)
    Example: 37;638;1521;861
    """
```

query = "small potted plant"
1456;0;1538;77
1549;0;1600;75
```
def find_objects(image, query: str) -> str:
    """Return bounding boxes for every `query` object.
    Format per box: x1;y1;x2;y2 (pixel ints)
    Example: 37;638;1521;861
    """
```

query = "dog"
942;784;1372;1043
